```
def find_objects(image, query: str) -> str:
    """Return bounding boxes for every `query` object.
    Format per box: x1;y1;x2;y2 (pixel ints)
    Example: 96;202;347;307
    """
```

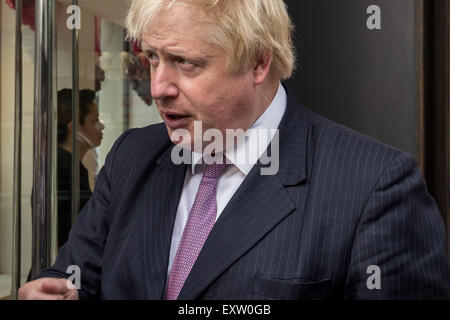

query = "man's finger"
26;292;65;300
63;289;79;300
41;278;72;295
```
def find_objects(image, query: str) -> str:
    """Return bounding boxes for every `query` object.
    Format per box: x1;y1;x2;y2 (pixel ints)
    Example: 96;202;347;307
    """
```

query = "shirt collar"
191;82;287;175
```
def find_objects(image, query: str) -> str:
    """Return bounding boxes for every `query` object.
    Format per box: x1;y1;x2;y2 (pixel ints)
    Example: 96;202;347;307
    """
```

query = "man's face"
80;102;104;148
141;7;260;149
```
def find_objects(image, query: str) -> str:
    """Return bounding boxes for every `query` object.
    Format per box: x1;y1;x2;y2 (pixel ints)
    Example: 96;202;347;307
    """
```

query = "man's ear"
253;49;273;86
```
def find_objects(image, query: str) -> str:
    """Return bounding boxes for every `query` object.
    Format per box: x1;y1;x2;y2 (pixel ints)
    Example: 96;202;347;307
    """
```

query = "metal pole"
31;0;55;279
49;0;58;265
11;0;23;300
71;0;80;227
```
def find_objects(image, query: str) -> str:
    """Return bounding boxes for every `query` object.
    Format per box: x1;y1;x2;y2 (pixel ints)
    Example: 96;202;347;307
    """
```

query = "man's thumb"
41;278;71;294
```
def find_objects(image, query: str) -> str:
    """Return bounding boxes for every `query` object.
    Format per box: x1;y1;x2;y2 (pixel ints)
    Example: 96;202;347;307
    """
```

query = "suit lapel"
178;86;311;299
143;146;187;299
178;166;297;299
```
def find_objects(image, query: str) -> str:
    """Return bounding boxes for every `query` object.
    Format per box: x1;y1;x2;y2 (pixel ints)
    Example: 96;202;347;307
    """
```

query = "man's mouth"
167;114;188;120
162;112;191;129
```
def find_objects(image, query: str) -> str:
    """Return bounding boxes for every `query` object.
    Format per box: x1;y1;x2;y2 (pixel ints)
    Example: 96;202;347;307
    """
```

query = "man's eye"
177;58;193;66
147;53;159;70
147;52;158;62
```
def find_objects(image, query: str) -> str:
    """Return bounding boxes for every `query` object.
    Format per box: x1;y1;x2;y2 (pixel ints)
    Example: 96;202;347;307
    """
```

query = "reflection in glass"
56;89;104;249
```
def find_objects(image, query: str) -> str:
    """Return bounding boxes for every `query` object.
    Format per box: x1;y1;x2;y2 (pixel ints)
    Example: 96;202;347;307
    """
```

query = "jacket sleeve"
344;153;450;299
34;130;133;300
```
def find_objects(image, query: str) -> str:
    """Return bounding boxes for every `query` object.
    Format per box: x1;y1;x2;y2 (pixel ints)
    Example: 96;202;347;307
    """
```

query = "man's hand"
18;278;79;300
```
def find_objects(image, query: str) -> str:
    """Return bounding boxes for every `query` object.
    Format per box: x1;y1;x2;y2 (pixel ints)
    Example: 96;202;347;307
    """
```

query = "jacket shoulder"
116;122;169;152
106;122;171;173
305;106;406;157
298;105;419;184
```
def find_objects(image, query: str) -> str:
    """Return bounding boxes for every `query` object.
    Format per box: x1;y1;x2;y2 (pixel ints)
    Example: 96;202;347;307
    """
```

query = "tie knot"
202;159;227;180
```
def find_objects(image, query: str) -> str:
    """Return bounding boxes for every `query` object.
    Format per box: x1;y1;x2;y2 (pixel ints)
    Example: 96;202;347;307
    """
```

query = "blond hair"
125;0;295;79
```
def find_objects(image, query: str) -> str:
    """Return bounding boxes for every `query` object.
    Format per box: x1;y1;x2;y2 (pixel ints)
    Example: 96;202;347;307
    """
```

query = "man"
19;0;450;300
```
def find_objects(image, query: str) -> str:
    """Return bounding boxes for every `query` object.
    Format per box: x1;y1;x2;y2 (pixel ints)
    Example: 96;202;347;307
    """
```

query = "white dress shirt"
166;83;287;278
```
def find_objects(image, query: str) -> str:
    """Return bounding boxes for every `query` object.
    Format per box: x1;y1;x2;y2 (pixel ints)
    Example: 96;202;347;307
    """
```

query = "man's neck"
252;78;280;127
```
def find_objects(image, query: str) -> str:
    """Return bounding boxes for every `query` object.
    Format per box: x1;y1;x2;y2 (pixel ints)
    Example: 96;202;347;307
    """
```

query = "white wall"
0;0;17;276
0;0;35;278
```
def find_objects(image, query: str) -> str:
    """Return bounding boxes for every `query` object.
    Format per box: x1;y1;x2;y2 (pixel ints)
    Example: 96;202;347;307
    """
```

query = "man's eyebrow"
141;43;156;52
141;45;214;64
142;45;195;58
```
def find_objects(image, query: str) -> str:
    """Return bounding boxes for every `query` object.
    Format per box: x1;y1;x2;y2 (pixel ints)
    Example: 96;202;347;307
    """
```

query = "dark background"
284;0;450;258
285;0;420;159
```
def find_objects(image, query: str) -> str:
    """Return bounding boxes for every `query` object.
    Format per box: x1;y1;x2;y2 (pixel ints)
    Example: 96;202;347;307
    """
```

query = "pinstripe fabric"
37;85;450;299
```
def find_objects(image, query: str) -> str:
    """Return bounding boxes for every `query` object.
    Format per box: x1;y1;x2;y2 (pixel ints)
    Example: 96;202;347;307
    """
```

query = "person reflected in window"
57;89;105;249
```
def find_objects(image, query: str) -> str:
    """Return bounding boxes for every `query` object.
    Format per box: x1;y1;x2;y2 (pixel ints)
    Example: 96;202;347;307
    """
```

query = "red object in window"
6;0;36;31
132;41;149;68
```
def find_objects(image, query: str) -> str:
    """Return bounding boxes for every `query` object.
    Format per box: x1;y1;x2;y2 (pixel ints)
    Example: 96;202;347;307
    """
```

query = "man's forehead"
141;30;210;54
141;23;218;56
141;5;214;41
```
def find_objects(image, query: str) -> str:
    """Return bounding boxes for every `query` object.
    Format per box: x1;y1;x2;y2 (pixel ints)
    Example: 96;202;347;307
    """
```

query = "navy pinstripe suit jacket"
39;88;450;299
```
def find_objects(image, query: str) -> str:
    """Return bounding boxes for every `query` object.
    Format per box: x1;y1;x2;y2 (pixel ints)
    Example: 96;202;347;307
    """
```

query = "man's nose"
150;63;179;100
96;121;105;131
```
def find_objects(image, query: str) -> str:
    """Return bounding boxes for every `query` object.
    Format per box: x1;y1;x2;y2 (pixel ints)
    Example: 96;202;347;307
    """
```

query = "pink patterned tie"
165;160;227;300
